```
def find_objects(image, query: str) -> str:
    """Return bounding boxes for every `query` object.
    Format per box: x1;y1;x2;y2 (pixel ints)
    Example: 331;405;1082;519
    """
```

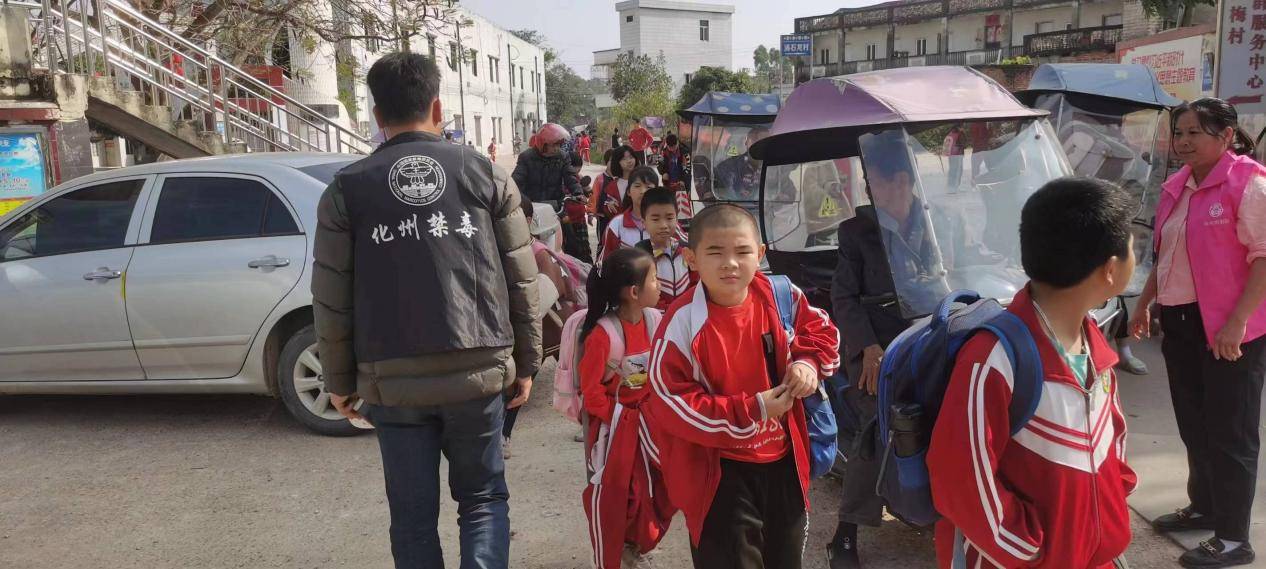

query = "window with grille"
916;38;927;55
865;44;877;60
700;20;710;41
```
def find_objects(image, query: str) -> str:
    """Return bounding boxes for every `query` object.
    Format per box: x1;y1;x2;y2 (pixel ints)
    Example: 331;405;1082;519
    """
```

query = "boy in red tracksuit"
646;204;840;569
636;186;697;311
927;178;1139;569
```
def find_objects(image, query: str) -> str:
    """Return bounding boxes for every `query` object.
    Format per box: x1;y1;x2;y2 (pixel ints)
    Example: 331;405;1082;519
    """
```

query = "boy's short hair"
367;53;441;126
640;186;677;217
1020;177;1132;288
688;203;760;249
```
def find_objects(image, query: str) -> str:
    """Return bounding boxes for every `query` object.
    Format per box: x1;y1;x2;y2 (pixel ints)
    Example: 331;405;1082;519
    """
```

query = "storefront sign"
1216;0;1266;113
0;132;48;217
1121;35;1206;101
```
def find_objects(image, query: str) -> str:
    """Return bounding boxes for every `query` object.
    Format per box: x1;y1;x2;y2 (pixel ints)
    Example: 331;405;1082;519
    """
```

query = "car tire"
277;324;364;437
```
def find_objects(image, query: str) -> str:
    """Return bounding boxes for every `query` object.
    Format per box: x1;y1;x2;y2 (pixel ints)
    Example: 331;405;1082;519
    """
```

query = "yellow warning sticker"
818;195;840;218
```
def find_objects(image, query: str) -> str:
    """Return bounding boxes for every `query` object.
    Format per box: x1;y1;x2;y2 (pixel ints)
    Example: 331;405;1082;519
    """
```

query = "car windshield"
690;117;774;218
854;119;1071;318
296;160;356;185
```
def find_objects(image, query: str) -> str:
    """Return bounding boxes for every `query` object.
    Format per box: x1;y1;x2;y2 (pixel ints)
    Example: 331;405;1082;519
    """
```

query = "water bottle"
890;403;926;458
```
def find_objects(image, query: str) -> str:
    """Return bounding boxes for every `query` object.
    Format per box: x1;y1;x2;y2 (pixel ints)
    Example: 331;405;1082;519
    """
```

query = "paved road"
0;356;1182;568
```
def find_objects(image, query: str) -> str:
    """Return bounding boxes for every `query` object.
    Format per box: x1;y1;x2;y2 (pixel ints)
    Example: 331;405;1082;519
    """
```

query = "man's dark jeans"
368;394;510;569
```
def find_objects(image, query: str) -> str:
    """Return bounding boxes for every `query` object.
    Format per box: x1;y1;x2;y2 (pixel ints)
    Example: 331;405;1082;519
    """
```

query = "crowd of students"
543;98;1266;569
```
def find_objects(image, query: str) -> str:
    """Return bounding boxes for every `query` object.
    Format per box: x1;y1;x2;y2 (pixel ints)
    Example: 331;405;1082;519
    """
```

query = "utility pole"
501;41;506;140
455;14;467;139
534;55;541;128
390;0;404;52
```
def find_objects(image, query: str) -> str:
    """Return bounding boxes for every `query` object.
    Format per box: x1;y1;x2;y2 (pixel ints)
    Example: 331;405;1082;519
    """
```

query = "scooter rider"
512;124;585;258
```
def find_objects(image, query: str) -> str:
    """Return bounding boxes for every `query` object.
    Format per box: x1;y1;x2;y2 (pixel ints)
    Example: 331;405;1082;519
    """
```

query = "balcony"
1023;25;1122;57
824;48;1009;77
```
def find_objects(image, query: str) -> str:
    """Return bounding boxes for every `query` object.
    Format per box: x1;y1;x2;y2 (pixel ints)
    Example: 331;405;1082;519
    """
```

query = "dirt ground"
0;355;1183;568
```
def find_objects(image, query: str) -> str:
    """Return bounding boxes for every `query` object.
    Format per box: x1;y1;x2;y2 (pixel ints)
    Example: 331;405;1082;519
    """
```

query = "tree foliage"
609;52;673;103
675;66;757;111
512;28;596;127
127;0;462;66
752;45;794;92
1138;0;1215;25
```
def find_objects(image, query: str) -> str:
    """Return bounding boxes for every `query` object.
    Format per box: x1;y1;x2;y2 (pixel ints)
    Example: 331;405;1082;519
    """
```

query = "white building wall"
1079;1;1123;27
1011;4;1076;45
811;30;843;65
635;6;733;90
345;5;546;158
892;20;944;55
946;13;990;52
844;27;889;61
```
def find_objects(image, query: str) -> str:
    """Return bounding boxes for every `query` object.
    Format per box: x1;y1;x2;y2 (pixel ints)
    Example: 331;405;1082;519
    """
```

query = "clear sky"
457;0;872;78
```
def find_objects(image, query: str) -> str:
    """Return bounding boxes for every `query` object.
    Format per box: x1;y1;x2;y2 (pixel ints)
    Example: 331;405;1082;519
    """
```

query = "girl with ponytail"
577;247;674;568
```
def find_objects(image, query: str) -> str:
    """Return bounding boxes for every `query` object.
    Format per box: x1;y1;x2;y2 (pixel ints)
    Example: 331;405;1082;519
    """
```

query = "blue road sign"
781;34;812;57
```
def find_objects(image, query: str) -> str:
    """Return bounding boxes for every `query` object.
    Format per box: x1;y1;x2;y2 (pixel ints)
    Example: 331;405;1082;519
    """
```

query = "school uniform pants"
690;453;808;569
1161;303;1266;543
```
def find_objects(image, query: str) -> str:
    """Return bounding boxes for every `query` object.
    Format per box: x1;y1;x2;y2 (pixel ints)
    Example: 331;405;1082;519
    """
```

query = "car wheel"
277;324;364;436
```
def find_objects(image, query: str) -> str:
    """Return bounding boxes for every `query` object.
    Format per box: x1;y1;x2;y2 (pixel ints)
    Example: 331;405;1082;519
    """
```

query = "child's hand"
783;362;819;398
759;385;795;419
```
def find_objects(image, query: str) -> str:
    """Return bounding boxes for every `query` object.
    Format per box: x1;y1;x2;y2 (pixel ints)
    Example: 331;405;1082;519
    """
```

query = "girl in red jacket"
580;247;675;569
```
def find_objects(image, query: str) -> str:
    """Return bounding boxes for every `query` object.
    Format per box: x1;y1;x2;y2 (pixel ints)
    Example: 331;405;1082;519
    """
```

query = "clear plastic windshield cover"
763;157;868;252
1037;94;1166;296
857;120;1072;318
690;116;773;220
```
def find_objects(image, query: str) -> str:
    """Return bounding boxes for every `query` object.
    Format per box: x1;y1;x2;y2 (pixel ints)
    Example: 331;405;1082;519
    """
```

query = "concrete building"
793;0;1134;78
280;4;548;159
592;0;735;108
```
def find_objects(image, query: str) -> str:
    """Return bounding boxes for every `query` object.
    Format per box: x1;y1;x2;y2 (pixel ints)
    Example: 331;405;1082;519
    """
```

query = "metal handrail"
28;0;370;154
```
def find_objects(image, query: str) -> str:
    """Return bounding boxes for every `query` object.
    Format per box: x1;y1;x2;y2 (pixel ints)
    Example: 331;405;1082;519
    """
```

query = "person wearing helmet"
513;123;585;257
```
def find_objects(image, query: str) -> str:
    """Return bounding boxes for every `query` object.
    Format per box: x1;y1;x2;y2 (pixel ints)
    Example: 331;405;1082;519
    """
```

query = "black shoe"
1155;506;1218;532
1180;539;1255;567
827;536;860;569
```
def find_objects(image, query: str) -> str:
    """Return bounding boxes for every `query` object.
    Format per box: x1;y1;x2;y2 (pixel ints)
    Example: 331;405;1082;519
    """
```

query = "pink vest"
1154;152;1266;345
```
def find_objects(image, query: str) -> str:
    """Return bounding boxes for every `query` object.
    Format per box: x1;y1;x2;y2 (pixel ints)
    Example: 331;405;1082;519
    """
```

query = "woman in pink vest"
1130;98;1266;568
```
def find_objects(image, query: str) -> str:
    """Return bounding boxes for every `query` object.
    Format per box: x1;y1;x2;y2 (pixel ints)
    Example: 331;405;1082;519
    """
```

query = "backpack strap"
767;274;796;336
976;311;1045;435
596;315;625;379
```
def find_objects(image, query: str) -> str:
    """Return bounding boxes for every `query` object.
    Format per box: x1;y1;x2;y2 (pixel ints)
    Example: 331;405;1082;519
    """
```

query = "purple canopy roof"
751;66;1047;165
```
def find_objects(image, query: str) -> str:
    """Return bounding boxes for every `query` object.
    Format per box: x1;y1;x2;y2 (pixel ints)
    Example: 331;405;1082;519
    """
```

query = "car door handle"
248;256;291;269
83;267;123;281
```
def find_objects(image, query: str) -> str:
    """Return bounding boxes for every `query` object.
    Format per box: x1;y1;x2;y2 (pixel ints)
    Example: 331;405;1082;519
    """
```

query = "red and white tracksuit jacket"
644;274;841;545
927;288;1137;569
581;321;674;569
599;212;647;263
644;238;697;312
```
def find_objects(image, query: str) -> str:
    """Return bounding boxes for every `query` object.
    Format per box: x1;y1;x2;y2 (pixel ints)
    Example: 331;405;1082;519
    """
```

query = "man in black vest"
312;52;541;569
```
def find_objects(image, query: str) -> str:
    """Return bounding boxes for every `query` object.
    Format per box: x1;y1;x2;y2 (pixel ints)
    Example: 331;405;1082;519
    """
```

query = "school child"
635;186;696;311
579;247;674;569
599;166;660;263
927;178;1138;568
645;204;841;569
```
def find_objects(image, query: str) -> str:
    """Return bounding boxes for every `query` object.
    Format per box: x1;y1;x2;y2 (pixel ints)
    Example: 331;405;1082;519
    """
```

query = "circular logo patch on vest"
1210;202;1225;218
388;155;447;206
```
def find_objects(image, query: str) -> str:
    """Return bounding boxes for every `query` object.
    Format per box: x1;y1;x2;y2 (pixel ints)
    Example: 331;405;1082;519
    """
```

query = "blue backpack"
874;290;1044;527
768;275;839;479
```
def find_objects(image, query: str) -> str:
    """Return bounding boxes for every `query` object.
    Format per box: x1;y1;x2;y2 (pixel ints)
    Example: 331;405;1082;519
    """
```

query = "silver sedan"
0;153;364;435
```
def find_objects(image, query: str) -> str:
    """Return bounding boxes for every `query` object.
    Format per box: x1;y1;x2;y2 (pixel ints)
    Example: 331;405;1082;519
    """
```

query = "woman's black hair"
581;247;653;342
666;133;679;146
608;145;642;178
622;166;662;211
1172;98;1257;156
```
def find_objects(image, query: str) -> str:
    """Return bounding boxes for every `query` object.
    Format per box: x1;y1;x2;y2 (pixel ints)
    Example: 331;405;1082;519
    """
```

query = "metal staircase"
21;0;370;156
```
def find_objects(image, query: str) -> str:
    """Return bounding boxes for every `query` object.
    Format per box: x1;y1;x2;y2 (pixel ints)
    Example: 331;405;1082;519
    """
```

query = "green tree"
752;45;793;92
546;62;597;127
609;52;673;103
676;66;757;111
1139;0;1214;26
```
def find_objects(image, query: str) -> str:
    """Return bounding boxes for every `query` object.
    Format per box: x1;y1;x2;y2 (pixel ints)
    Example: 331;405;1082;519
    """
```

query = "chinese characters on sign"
1218;0;1266;113
370;211;478;245
1121;35;1207;101
0;132;48;217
